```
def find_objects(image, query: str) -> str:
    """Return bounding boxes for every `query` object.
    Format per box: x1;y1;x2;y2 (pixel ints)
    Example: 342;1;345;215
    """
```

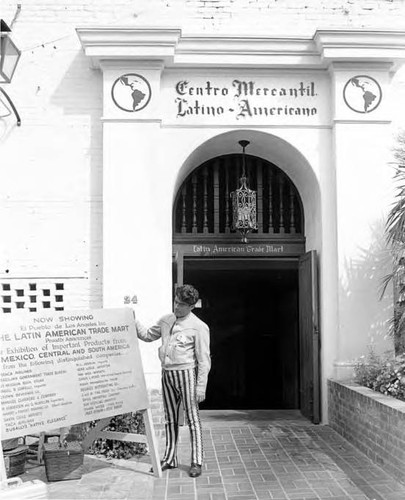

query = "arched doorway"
173;149;320;422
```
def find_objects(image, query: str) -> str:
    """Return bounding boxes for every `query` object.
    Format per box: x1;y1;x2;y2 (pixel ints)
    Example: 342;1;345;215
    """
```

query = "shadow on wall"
50;50;103;308
339;218;394;361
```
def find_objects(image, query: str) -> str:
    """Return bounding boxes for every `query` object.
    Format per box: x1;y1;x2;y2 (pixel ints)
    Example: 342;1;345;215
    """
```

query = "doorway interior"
172;147;319;421
182;258;299;410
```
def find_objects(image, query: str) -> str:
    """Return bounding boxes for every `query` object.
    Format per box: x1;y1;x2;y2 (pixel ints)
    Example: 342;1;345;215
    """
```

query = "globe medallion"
111;73;152;112
343;75;382;114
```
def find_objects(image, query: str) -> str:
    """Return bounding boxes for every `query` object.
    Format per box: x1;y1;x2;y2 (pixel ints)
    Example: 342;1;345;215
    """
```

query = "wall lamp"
0;19;21;125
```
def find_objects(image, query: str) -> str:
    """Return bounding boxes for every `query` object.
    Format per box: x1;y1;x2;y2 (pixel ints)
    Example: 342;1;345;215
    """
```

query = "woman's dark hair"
176;284;199;305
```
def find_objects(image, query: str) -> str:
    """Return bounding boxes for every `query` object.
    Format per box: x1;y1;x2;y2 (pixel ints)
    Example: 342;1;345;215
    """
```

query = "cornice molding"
315;30;405;69
76;27;405;71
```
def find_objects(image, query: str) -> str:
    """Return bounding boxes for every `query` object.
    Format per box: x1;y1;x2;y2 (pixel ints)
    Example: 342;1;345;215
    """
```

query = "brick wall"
4;1;405;36
328;379;405;483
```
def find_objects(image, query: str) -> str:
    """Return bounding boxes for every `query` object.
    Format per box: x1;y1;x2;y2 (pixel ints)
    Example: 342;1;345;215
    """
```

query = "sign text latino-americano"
173;78;319;119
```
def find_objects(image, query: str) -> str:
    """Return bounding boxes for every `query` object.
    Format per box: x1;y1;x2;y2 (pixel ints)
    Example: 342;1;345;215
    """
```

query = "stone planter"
328;379;405;483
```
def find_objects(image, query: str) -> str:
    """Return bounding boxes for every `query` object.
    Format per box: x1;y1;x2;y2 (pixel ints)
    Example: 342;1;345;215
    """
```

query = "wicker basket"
3;445;28;478
2;438;19;451
43;442;84;482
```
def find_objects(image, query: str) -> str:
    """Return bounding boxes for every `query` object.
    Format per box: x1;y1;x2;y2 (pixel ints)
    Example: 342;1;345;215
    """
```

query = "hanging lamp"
0;19;22;125
230;140;258;243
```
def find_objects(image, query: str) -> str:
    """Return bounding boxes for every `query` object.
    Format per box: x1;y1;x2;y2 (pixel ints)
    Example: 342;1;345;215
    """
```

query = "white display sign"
0;308;148;439
162;72;330;125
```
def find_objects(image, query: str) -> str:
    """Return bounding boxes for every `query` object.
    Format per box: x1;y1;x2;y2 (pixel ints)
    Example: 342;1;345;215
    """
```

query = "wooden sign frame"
0;308;163;491
82;408;162;477
0;409;161;492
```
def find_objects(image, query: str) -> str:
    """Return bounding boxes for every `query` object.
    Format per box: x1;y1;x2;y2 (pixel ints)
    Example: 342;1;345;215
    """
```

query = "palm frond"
380;272;394;300
383;130;405;353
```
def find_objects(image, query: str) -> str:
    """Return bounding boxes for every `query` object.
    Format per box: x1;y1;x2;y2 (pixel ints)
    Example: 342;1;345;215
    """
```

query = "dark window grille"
0;281;66;314
174;154;304;239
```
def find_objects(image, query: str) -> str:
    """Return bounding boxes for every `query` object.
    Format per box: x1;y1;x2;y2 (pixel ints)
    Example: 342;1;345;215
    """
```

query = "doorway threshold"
200;409;311;426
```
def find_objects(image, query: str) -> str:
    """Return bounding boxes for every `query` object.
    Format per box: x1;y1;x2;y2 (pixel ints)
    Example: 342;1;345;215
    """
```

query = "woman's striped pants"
162;368;203;467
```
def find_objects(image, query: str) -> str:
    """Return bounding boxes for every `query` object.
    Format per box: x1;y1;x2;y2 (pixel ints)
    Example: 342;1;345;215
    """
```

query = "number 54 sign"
124;295;138;304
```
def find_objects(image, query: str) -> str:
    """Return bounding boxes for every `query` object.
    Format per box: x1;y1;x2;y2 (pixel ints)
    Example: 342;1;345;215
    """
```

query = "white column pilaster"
101;62;171;389
330;63;395;378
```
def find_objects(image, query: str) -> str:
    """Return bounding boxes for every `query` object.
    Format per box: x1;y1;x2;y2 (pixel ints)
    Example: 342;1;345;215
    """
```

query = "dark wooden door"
172;251;183;290
298;250;320;423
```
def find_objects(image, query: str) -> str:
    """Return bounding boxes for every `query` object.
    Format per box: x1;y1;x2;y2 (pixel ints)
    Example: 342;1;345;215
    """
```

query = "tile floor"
10;410;405;500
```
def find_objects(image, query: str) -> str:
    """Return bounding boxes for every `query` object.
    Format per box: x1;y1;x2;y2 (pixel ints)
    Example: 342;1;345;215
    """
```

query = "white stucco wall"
101;123;328;388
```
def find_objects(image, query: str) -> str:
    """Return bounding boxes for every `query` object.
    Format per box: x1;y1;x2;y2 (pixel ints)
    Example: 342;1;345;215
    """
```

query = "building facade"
2;0;405;422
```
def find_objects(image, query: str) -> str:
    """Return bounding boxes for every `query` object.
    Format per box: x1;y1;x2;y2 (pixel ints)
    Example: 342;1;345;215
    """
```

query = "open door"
172;250;186;425
299;250;320;423
172;250;184;293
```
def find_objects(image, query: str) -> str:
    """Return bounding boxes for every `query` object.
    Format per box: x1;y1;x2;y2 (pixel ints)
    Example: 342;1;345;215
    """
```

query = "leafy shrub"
88;412;147;459
354;351;405;402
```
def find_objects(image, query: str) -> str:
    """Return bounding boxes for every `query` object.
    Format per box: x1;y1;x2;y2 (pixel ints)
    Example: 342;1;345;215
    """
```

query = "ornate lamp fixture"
230;140;258;243
0;19;21;125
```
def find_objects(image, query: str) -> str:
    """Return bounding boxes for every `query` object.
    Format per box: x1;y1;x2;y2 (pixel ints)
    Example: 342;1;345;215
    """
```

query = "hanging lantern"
0;19;21;125
230;140;258;243
0;19;21;84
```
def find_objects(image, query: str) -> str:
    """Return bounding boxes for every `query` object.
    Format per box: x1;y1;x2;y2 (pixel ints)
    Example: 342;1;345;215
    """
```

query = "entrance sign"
174;242;305;257
162;72;329;125
0;308;149;439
